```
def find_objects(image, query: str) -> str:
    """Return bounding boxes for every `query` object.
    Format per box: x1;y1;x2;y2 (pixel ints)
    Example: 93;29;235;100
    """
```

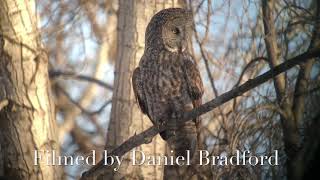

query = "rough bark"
102;0;183;179
0;0;62;179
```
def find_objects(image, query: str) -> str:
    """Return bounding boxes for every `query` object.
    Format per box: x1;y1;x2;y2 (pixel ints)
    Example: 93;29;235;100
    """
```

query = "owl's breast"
141;51;192;106
158;68;182;99
151;62;189;103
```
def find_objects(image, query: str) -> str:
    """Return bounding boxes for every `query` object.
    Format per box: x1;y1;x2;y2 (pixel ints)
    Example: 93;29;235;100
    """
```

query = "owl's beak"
179;30;190;53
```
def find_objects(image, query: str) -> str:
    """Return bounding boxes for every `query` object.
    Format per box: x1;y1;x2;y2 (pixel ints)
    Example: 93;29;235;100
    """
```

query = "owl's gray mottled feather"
183;55;204;101
132;67;148;114
132;8;204;158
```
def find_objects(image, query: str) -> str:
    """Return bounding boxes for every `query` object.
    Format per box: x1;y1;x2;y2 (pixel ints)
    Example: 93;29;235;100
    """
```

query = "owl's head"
145;8;193;53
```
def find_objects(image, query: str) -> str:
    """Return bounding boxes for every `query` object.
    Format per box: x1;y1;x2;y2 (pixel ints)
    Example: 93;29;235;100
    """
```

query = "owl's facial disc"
162;19;191;53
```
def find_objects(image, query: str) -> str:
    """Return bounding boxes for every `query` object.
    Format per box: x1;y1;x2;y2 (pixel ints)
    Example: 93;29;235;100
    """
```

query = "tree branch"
81;48;320;179
56;85;112;116
49;70;113;90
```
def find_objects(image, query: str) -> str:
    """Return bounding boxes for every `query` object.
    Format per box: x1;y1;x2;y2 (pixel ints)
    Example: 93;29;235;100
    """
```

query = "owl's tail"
160;120;198;159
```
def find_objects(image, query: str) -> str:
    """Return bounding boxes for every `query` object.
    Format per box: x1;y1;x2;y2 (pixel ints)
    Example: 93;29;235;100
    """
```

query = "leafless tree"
2;0;318;179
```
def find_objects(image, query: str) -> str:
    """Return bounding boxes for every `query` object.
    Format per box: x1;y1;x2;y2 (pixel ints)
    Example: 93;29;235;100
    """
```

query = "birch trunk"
103;0;183;179
0;0;62;179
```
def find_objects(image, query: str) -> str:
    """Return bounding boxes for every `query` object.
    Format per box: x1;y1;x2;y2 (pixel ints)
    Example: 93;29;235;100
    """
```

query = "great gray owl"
132;8;204;158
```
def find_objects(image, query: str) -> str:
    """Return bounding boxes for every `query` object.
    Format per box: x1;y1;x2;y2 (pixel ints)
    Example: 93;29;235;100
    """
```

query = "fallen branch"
81;48;320;179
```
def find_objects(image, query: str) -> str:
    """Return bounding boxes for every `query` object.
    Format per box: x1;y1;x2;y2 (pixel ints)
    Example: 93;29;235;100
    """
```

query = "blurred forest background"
0;0;319;180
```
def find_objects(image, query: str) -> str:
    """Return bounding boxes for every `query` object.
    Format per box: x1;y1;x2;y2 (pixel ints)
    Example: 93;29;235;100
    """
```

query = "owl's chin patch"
164;44;186;53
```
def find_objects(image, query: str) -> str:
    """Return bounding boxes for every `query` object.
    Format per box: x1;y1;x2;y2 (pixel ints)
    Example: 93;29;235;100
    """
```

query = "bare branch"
49;70;113;90
56;85;112;115
81;48;320;179
232;57;268;109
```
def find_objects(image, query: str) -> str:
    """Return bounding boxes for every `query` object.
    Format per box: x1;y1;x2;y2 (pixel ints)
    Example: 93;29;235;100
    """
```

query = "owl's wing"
183;55;204;101
132;67;148;114
182;55;204;149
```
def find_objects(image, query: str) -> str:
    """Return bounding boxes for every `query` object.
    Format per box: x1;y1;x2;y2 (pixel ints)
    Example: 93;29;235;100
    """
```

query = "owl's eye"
171;27;180;34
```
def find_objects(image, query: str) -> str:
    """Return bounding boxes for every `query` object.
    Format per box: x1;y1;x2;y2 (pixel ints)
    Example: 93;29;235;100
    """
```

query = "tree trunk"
0;0;62;179
262;0;320;179
103;0;183;179
262;0;302;179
